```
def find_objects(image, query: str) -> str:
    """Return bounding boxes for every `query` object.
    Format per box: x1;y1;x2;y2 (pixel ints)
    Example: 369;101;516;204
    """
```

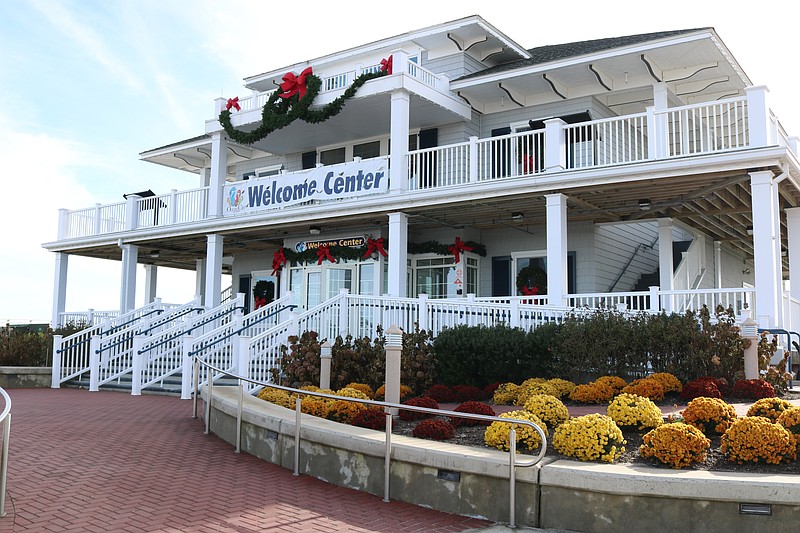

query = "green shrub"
433;323;555;386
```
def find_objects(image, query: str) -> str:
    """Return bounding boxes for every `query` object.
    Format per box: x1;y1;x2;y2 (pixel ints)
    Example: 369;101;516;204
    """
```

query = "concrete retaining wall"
204;388;800;531
0;367;52;388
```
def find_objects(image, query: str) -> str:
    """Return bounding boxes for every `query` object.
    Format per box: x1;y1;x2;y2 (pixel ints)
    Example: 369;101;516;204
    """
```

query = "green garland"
281;239;486;266
219;70;387;145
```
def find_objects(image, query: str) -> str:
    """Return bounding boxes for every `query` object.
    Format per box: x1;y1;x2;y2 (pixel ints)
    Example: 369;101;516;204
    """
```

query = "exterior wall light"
309;225;322;235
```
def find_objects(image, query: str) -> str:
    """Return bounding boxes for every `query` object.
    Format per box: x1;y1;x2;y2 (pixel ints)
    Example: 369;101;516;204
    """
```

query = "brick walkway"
0;389;491;533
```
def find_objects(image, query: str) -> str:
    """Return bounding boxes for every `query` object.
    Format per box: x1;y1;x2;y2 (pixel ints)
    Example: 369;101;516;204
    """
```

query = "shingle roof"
456;28;711;81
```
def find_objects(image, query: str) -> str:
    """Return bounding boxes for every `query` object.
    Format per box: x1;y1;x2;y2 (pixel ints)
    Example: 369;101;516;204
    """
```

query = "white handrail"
0;386;11;517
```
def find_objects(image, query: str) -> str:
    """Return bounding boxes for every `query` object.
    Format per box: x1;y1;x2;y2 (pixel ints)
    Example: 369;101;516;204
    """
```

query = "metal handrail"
192;357;545;529
0;387;12;517
187;305;296;358
103;308;164;335
137;307;204;336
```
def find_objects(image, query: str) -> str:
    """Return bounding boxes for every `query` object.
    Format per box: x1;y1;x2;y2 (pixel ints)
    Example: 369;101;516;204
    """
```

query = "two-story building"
45;15;800;340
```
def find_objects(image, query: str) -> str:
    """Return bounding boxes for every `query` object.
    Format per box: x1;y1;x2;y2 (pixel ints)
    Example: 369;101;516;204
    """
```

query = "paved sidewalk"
0;389;492;533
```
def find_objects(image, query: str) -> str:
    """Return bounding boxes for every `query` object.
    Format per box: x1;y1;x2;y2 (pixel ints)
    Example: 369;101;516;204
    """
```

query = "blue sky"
1;0;798;324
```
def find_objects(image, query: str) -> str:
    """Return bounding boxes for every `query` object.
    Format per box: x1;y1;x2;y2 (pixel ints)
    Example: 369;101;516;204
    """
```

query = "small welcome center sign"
224;157;389;216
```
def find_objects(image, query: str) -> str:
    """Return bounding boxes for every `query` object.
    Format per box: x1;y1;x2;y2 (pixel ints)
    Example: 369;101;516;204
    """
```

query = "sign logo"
295;236;367;252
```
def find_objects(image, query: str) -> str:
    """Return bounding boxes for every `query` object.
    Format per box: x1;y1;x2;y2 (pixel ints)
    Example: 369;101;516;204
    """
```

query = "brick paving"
0;389;491;533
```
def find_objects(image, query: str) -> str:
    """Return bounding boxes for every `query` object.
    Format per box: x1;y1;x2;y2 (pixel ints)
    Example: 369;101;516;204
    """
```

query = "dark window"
492;256;512;297
320;147;346;165
301;151;317;170
353;141;381;160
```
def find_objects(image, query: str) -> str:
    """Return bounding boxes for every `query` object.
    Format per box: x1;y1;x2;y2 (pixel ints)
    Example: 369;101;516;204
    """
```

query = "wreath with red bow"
219;58;392;145
516;264;547;296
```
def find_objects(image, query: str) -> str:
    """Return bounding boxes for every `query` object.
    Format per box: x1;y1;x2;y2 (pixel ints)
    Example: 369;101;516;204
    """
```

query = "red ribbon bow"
380;55;393;75
363;237;388;259
521;285;540;296
447;237;474;263
254;296;268;310
271;248;287;275
279;66;313;99
316;245;336;265
225;97;240;111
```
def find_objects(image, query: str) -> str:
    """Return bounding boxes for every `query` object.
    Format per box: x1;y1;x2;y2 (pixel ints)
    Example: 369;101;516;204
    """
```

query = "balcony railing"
56;91;786;241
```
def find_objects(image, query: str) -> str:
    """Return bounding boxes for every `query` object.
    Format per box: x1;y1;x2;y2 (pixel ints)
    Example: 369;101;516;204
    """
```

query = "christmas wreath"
516;264;547;295
219;60;391;145
252;280;275;309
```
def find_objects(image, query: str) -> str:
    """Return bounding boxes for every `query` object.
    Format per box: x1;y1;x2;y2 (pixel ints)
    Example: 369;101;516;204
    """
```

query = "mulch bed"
390;391;800;474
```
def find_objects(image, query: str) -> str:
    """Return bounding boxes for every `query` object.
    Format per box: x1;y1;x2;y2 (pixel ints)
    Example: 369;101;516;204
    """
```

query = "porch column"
389;87;410;192
195;258;206;306
750;171;782;328
786;208;800;304
144;264;158;304
388;212;408;297
51;252;69;328
657;218;674;313
714;241;723;289
208;132;228;218
119;244;139;313
545;194;568;306
204;235;224;308
651;82;669;159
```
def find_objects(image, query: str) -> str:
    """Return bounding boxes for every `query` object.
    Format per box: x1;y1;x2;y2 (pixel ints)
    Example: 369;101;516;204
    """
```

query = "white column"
389;85;410;192
119;244;139;313
786;208;800;303
195;258;206;305
745;86;771;148
51;253;69;328
373;254;385;296
388;212;408;297
144;264;158;304
657;218;674;313
545;194;568;306
713;241;723;289
205;234;224;308
750;171;781;328
652;83;669;159
208;132;228;217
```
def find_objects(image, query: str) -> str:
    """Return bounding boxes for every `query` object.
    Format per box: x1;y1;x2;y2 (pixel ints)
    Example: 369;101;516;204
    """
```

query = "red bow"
254;296;268;310
316;245;336;265
271;248;287;275
225;97;240;111
380;55;393;75
521;285;540;296
279;66;313;99
363;237;388;259
447;237;474;263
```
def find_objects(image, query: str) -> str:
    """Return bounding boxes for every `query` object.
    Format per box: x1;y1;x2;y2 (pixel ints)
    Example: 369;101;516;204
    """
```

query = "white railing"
57;96;766;240
663;288;755;316
567;291;655;313
660;97;748;157
322;71;354;92
408;141;470;190
406;61;440;89
565;113;648;168
58;309;119;327
781;291;800;335
51;299;167;387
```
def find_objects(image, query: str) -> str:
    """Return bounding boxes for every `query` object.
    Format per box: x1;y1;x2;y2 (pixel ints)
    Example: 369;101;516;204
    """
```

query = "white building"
45;16;800;391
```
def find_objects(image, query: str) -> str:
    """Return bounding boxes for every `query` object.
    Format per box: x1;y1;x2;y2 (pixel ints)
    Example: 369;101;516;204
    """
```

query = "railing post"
57;208;69;240
745;86;771;148
125;194;140;230
649;286;661;313
646;106;658;159
418;294;429;332
93;203;102;235
338;288;350;338
89;335;100;392
468;136;479;183
131;335;144;396
181;334;194;400
169;189;178;224
236;335;250;383
51;335;63;388
320;341;332;390
510;298;520;328
543;118;567;172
